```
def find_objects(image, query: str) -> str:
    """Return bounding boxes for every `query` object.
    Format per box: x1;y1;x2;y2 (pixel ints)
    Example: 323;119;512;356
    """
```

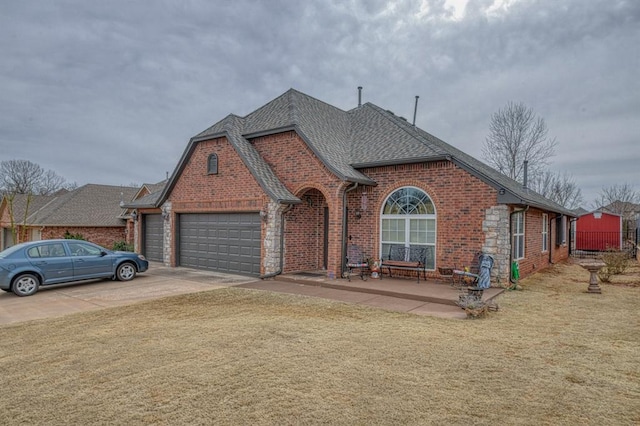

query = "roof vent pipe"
357;86;362;107
523;160;529;190
412;95;419;126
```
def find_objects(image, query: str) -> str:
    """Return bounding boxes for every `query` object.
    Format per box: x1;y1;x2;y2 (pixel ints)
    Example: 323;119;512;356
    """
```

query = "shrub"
601;249;629;275
113;241;134;252
597;249;630;282
63;231;85;240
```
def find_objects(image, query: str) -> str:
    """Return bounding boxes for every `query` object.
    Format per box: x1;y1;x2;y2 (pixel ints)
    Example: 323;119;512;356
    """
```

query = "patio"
273;272;504;307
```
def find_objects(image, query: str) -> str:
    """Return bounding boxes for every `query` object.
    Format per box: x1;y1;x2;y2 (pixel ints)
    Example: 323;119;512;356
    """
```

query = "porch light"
131;210;138;222
162;206;170;220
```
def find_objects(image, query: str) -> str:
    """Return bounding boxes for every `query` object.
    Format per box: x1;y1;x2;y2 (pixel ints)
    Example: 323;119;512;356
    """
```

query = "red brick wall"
251;132;344;273
168;133;346;274
164;131;570;280
345;161;497;275
41;226;127;249
514;209;569;277
170;137;266;205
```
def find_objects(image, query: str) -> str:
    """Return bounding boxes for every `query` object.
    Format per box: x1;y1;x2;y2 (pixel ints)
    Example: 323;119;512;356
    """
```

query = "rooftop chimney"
357;86;362;107
523;160;529;190
412;95;419;126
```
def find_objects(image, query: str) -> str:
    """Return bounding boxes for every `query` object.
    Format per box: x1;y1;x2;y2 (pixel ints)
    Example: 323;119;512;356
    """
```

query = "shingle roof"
124;180;167;209
1;193;60;223
25;184;139;226
160;88;575;216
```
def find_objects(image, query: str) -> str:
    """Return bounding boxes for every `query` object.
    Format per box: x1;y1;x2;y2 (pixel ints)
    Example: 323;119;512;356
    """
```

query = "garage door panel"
179;213;261;276
143;214;163;262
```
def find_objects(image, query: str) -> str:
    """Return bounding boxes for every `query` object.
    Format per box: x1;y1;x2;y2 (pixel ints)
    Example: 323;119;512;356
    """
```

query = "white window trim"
379;186;437;270
542;213;548;252
512;211;525;260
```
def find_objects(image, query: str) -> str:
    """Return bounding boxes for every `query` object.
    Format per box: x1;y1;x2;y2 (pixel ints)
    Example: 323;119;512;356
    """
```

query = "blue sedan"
0;239;149;296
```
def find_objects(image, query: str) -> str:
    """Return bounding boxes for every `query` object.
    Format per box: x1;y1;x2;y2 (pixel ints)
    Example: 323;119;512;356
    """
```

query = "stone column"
162;202;172;266
262;200;282;276
482;205;510;286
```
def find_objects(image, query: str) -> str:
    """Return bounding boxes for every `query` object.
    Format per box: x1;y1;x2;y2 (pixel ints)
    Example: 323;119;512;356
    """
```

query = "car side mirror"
100;251;108;257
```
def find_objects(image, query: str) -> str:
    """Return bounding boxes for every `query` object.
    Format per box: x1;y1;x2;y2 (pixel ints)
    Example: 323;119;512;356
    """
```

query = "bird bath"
579;262;605;294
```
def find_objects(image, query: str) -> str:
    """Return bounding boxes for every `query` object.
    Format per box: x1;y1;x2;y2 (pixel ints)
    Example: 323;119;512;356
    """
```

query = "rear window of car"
27;243;66;258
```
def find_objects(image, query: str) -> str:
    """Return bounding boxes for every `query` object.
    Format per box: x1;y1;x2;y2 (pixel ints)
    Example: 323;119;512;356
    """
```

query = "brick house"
0;184;139;249
126;89;575;284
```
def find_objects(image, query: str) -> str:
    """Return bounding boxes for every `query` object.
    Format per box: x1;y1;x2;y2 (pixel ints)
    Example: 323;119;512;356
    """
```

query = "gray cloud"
1;0;638;205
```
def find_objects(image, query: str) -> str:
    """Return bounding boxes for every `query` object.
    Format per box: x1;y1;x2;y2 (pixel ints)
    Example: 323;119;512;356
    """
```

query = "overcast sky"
1;0;638;207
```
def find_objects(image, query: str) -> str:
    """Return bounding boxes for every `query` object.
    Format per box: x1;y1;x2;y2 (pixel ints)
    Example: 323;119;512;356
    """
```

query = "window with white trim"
542;213;548;252
512;211;525;260
380;187;436;269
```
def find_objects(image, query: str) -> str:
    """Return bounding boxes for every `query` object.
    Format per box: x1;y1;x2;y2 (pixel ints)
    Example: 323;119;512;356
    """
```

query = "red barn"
575;211;622;251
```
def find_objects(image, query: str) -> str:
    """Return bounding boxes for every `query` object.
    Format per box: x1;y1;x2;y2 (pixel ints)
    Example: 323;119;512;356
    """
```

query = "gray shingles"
28;184;139;226
170;89;573;215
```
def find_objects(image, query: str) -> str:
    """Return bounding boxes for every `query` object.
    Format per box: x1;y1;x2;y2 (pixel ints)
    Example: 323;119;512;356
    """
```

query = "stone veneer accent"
262;200;283;275
162;202;172;265
482;205;510;285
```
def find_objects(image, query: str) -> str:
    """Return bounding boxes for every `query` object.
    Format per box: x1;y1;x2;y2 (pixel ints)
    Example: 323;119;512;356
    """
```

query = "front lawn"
1;262;638;425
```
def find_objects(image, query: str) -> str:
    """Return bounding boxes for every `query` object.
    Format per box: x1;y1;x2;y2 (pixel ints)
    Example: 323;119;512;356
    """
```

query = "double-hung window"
512;211;525;260
542;213;548;252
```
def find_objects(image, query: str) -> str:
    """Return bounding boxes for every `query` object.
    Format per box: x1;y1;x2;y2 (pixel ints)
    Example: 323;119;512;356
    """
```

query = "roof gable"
159;89;574;216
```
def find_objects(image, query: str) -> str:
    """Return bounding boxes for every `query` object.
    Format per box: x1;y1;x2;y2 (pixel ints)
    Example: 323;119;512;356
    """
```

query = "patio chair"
345;244;369;282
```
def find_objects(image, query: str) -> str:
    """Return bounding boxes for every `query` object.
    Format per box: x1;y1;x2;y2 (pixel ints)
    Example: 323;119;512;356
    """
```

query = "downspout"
509;205;529;284
260;204;294;279
568;217;578;258
342;183;359;277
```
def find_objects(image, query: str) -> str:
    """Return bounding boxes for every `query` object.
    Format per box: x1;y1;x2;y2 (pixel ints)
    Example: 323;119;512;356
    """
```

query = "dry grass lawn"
1;262;638;425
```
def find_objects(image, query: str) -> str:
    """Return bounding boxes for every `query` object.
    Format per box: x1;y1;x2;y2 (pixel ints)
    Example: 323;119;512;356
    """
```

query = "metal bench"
381;246;429;283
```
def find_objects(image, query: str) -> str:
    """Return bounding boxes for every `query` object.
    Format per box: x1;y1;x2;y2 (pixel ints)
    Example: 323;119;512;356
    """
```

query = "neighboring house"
123;180;168;261
0;184;139;249
574;211;622;251
600;200;640;239
125;89;575;284
0;192;62;248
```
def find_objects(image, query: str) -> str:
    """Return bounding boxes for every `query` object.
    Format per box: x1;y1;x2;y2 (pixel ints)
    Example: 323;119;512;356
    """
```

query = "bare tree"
531;170;584;210
595;183;639;235
482;102;558;183
0;159;68;195
0;160;71;246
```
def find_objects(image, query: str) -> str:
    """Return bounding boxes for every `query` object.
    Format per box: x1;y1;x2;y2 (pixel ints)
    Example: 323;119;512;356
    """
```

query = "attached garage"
178;212;261;276
143;214;164;262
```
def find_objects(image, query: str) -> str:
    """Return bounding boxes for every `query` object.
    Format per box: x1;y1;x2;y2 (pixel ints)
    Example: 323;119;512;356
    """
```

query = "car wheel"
116;262;136;281
12;273;40;297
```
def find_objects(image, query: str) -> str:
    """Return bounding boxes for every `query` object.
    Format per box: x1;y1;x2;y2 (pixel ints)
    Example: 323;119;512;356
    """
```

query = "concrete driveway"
0;263;258;326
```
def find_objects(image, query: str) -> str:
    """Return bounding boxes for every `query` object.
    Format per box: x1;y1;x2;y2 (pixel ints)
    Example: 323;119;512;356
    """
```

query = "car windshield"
0;243;28;259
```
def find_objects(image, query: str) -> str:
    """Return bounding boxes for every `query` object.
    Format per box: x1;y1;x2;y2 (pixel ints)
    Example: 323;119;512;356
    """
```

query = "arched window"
207;153;218;175
380;187;436;269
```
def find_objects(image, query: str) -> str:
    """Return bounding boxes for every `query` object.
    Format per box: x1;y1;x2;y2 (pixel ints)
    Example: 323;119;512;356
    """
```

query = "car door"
66;241;114;279
26;242;74;284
